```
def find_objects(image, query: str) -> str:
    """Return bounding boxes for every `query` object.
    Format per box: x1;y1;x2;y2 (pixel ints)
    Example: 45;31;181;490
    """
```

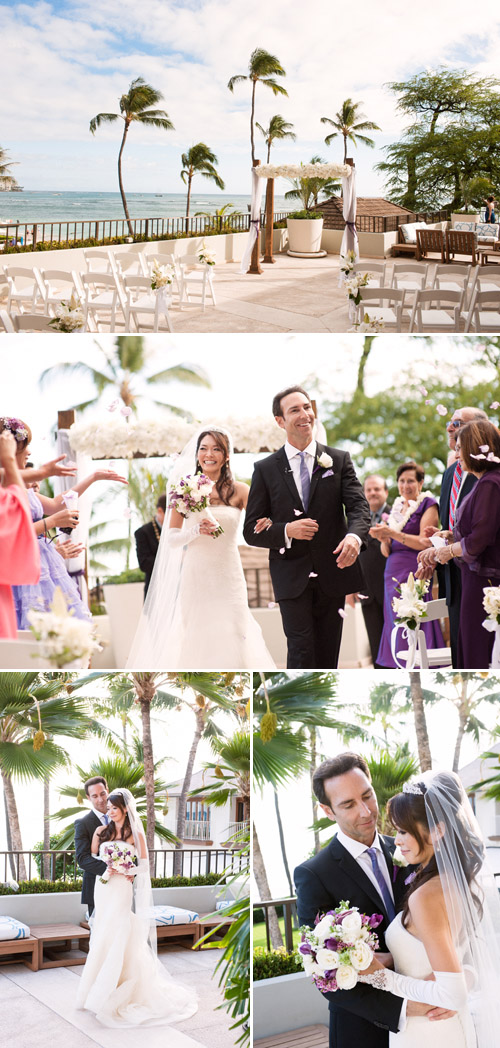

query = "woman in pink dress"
0;431;40;638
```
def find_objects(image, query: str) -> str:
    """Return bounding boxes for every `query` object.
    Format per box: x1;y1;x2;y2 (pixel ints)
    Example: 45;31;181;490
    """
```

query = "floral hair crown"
2;418;29;443
403;781;427;796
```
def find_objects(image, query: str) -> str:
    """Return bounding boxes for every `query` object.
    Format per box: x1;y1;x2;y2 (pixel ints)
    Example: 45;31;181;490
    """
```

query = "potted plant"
284;155;339;255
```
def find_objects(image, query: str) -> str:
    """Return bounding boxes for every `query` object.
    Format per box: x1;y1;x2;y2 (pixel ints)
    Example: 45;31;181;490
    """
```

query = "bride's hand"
363;951;385;974
199;517;218;535
254;517;272;533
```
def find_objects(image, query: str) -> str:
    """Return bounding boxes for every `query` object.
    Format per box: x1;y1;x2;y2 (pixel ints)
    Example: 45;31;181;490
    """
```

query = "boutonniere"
392;844;409;883
317;452;333;469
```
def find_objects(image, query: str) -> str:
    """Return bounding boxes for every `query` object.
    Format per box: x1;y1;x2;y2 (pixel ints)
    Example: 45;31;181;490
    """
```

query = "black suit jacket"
359;502;391;606
294;834;410;1037
439;465;476;605
74;810;107;912
243;443;370;601
135;520;161;596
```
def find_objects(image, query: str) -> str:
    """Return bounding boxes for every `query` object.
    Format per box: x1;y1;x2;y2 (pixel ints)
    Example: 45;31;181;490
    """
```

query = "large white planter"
102;582;144;668
451;212;480;226
286;217;324;255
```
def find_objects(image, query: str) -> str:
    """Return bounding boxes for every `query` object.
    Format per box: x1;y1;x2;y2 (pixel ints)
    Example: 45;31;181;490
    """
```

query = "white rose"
335;964;358;990
317;453;333;469
313;915;334;943
340;911;363;941
392;845;409;868
302;955;322;975
349;942;373;971
315;948;339;970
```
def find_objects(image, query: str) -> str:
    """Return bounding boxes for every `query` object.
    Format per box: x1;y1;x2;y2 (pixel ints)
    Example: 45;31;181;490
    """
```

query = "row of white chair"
356;285;500;332
354;261;499;311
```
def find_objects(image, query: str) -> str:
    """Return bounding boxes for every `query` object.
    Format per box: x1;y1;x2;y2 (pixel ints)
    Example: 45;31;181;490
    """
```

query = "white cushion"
0;916;30;940
400;222;428;243
216;899;232;911
476;222;500;241
153;904;199;926
452;221;476;233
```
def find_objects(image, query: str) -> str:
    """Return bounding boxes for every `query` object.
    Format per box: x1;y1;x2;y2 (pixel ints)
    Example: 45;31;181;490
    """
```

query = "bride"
127;427;275;668
358;771;500;1047
77;788;198;1033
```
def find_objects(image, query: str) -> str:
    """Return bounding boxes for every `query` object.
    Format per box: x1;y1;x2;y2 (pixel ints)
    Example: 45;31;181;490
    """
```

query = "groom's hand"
334;535;360;568
286;518;319;541
407;1002;456;1021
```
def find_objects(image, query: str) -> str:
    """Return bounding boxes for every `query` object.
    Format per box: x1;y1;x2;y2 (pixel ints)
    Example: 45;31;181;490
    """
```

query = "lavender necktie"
366;847;396;921
299;451;311;511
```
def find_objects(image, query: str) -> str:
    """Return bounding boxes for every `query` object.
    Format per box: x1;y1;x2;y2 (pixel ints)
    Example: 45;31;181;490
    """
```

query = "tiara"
403;781;426;796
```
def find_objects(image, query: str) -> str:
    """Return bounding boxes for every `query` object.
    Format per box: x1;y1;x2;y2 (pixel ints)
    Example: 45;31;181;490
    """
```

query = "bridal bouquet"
168;473;224;537
99;841;138;884
151;259;175;291
392;573;430;631
299;902;383;992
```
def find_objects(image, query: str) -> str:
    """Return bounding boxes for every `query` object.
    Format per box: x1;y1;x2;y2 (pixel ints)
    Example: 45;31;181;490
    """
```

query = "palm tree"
431;672;500;771
321;98;381;162
180;143;225;220
0;673;93;880
0;145;20;190
255;115;296;163
228;48;288;164
367;749;420;833
90;78;174;236
194;202;242;231
284;154;341;211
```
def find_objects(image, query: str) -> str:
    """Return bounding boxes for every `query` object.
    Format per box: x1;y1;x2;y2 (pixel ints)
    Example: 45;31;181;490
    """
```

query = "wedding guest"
484;195;497;223
369;461;445;667
433;419;500;668
0;431;40;638
355;474;391;667
134;494;166;598
417;406;487;666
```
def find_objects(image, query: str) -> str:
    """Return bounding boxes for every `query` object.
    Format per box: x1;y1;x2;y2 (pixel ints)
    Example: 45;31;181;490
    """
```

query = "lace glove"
359;969;468;1010
166;523;201;548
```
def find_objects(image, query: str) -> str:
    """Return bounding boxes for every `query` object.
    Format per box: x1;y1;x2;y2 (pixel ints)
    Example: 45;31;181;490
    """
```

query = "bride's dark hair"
99;791;133;843
195;429;235;505
387;772;484;928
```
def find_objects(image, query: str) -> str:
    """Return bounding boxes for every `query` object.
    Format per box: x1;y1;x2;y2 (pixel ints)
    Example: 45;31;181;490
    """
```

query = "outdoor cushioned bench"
193;913;235;948
80;915;201;949
0;936;39;970
30;923;90;968
254;1024;330;1047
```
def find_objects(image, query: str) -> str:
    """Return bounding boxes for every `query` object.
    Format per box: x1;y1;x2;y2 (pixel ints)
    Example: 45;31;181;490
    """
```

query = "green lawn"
253;918;301;950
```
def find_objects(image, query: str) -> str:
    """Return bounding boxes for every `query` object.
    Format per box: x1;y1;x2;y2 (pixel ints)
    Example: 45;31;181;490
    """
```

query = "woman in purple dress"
434;419;500;668
1;417;127;629
369;461;445;667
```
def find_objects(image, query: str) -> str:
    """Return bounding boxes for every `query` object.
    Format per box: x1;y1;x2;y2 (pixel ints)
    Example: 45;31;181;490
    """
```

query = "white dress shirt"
91;806;108;826
283;440;361;549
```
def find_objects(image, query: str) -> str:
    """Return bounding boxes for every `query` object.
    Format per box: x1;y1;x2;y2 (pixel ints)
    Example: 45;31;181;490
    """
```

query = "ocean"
0;191;291;224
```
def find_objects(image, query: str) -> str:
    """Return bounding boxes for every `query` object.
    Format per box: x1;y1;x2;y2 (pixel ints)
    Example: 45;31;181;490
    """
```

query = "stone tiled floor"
0;943;235;1048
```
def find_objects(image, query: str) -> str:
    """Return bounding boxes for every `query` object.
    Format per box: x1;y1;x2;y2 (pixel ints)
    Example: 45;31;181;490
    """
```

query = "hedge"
253;947;303;981
0;871;222;895
3;225;247;255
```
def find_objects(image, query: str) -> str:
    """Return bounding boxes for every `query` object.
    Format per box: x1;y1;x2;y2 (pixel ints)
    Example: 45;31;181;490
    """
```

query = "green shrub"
33;833;76;880
103;568;145;585
2;225;247;255
253;947;303;980
286;210;323;220
0;871;221;895
151;872;221;888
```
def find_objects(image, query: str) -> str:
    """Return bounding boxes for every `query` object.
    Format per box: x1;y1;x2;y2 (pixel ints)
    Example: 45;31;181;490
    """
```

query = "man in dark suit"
74;776;109;918
417;406;486;665
243;386;370;668
355;475;390;667
134;494;166;598
294;754;454;1048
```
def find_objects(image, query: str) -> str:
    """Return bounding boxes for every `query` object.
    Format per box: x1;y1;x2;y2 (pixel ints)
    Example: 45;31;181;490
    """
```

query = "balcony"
183;820;212;842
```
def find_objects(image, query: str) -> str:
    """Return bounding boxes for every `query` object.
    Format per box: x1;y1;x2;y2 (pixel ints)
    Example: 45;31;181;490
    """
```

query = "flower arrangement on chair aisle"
28;587;102;668
49;294;85;332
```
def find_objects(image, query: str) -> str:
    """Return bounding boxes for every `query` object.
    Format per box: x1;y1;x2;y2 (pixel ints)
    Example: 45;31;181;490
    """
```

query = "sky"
2;0;500;194
253;669;500;898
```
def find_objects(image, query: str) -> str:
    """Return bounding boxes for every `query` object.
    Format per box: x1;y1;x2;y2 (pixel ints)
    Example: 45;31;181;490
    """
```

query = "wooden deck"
255;1024;329;1047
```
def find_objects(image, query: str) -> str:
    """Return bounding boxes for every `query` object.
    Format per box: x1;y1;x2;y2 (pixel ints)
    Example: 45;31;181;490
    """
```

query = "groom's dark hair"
272;385;311;418
313;753;371;805
84;776;107;795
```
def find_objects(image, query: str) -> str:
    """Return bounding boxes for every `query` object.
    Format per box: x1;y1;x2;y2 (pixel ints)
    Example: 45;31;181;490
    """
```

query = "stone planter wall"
0;884;225;925
102;582;143;668
253;970;329;1040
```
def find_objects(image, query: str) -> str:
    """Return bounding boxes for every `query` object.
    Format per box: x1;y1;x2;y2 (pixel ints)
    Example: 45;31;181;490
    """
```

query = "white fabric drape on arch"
55;428;92;603
338;167;359;286
239;167;264;274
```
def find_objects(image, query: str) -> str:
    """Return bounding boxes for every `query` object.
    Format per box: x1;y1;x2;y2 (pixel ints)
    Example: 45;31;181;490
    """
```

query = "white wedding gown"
76;844;198;1031
385;913;477;1047
129;505;275;668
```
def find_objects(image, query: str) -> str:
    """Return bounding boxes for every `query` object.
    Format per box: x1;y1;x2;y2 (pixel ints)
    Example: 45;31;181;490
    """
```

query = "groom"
74;776;109;918
243;386;370;667
294;753;455;1048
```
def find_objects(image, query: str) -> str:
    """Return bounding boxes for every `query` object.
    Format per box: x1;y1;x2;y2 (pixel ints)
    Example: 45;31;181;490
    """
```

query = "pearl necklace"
386;490;434;532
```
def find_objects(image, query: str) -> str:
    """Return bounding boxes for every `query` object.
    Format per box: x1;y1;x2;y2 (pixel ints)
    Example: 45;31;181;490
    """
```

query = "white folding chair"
352;261;387;287
0;308;15;332
177;259;216;311
409;289;462;331
123;274;174;332
464;287;500;331
4;265;44;314
432;263;471;312
356;288;405;330
142;251;182;302
38;269;82;316
396;598;452;669
83;248;114;274
12;313;55;332
391;261;429;293
111;251;149;279
80;272;118;332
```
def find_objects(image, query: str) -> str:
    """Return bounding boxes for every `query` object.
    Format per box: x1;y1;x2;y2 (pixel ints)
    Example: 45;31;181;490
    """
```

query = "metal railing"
0;209;293;251
183;820;211;841
322;209;450;233
0;847;245;884
253;896;299;953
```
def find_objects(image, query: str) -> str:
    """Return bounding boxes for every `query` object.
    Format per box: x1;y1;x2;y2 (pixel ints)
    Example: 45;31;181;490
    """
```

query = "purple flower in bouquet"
300;902;381;993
